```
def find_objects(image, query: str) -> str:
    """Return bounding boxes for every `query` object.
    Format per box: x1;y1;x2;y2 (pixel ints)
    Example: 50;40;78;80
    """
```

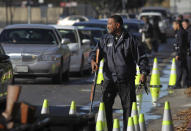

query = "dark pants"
102;80;136;131
176;58;188;88
187;55;191;86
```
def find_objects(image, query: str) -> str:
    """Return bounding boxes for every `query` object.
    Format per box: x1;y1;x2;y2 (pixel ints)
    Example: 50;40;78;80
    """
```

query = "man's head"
182;19;190;30
107;15;123;34
173;20;182;31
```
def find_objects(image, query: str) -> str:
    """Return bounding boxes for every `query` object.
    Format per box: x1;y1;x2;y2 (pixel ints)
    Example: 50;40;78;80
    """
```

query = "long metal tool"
89;49;99;113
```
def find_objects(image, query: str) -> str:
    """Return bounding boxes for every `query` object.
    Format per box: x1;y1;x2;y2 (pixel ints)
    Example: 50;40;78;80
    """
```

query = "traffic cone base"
150;88;160;103
96;121;104;131
97;102;108;131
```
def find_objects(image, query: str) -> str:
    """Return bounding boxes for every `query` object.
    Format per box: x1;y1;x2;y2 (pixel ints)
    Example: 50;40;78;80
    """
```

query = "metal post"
174;0;177;13
122;0;127;13
27;0;31;24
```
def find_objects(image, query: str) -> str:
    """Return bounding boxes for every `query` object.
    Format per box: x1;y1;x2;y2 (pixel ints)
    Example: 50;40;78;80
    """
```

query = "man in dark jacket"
182;19;191;88
89;15;149;131
173;20;188;88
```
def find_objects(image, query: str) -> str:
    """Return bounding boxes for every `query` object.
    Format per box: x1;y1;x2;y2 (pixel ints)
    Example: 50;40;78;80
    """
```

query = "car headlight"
39;55;60;61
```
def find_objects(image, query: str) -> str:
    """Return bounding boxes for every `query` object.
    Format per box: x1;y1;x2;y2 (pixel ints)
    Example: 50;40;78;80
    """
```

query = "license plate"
15;66;28;73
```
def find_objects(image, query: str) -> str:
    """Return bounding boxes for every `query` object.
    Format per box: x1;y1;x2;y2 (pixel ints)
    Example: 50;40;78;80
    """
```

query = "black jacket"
186;26;191;54
142;22;153;38
174;28;188;57
89;31;149;82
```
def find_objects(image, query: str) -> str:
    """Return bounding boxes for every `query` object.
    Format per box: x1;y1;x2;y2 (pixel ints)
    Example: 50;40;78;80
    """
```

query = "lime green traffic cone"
133;115;140;131
97;102;108;131
139;114;147;131
131;102;138;117
162;101;174;131
150;57;162;104
97;59;104;84
135;65;141;86
112;119;120;131
69;101;76;115
168;58;176;94
41;99;49;114
127;117;135;131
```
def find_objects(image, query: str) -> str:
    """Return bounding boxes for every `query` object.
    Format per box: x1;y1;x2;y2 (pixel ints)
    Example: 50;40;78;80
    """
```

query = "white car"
57;15;89;26
139;12;171;34
52;25;91;75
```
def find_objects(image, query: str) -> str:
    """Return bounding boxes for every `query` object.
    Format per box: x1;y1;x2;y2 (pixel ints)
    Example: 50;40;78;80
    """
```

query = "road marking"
183;104;191;107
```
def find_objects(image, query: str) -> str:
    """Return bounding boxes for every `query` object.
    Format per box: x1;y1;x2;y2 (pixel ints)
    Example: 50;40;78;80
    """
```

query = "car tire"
52;60;63;84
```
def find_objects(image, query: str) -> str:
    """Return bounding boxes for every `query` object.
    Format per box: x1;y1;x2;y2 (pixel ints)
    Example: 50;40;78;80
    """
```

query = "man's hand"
176;56;179;60
140;74;147;84
91;60;98;72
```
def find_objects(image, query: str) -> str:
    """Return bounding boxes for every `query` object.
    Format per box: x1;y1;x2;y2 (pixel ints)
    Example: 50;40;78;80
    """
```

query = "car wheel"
52;60;63;84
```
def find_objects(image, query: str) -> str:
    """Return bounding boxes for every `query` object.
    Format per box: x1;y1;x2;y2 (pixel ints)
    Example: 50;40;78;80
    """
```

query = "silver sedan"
0;24;71;84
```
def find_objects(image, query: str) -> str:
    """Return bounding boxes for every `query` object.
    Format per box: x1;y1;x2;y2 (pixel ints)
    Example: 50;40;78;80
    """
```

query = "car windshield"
58;29;78;43
0;29;58;45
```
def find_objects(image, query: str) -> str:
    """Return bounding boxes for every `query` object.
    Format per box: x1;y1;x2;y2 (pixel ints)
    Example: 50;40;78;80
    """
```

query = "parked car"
141;7;172;18
139;12;171;33
52;25;92;75
139;12;171;42
74;19;143;38
73;19;107;29
0;44;13;103
0;24;71;84
76;27;106;48
57;15;93;26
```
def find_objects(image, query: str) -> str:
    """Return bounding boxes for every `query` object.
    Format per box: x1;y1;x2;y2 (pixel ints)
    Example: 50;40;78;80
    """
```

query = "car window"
58;29;78;43
0;29;58;45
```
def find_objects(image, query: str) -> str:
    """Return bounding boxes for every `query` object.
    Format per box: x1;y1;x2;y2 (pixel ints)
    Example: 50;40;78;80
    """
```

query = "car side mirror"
82;39;91;45
61;38;70;45
0;54;9;62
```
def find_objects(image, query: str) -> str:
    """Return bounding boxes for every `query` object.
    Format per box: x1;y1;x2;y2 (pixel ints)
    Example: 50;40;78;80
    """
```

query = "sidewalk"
147;88;191;131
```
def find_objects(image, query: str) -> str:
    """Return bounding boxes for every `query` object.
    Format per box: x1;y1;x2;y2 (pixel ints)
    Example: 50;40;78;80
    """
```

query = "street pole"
122;0;127;13
27;0;31;24
174;0;177;13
